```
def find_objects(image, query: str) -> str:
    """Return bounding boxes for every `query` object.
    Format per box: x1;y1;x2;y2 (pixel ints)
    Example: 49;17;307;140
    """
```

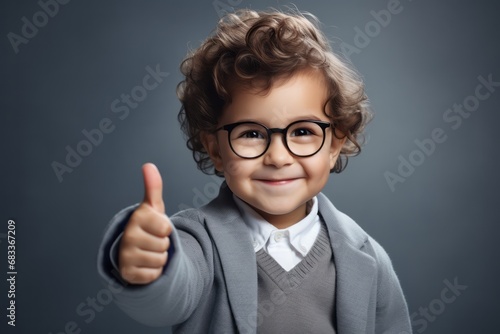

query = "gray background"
1;0;499;333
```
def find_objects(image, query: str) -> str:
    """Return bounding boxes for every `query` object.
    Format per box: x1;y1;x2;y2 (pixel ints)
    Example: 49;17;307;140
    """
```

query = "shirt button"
274;232;283;242
299;245;307;253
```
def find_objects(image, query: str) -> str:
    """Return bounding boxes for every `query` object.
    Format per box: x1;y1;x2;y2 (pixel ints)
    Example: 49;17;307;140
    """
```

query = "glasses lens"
286;121;326;156
229;123;268;158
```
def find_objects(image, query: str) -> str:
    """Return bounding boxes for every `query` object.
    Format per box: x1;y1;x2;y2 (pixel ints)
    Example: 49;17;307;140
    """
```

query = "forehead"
221;70;330;126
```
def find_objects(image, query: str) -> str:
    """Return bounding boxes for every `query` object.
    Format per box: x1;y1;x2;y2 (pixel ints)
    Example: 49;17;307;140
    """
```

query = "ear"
329;128;347;170
201;131;224;172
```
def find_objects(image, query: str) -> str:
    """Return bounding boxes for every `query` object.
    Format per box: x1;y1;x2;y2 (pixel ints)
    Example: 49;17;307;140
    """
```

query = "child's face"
205;70;345;227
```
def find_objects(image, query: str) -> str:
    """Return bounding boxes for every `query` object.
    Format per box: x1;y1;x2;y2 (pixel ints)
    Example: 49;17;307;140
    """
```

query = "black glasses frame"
216;120;331;159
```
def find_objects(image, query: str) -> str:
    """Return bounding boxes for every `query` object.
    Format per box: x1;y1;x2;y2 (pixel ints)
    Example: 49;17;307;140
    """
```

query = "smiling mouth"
255;178;299;185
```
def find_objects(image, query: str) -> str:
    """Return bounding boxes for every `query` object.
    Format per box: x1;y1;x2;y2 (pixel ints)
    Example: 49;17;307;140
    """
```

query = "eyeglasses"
216;120;331;159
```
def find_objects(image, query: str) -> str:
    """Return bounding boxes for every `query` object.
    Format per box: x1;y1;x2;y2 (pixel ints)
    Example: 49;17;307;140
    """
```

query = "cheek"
222;160;257;194
220;151;253;181
223;159;243;178
303;152;333;180
214;140;235;173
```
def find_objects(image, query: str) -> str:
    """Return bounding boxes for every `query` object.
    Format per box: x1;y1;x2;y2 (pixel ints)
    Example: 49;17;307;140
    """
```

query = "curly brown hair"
177;8;372;175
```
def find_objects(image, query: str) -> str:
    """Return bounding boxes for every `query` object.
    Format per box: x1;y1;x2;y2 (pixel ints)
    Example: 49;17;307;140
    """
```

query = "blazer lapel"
318;193;377;334
201;184;258;333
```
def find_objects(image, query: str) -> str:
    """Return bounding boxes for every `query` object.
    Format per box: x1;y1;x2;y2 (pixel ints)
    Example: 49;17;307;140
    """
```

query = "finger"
142;163;165;213
121;248;168;268
131;207;172;237
120;267;163;285
123;227;170;252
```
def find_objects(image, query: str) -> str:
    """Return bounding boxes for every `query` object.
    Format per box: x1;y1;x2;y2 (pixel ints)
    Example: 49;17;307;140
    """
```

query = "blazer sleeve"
96;205;214;327
369;238;412;333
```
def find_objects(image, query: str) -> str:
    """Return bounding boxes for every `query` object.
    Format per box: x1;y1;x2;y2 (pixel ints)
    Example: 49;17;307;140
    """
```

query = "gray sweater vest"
255;222;337;333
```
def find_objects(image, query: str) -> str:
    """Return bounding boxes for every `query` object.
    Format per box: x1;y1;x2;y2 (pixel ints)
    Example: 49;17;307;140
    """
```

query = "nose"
263;133;294;168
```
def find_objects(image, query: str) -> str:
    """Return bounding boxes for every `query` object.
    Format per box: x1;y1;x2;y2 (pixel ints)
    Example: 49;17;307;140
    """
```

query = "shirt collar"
232;195;319;256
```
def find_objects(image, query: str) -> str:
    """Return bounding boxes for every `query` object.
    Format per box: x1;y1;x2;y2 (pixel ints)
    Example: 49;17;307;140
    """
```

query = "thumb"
142;163;165;213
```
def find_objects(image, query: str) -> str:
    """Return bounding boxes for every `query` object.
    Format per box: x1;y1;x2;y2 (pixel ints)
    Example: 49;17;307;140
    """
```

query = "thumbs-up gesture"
118;163;172;284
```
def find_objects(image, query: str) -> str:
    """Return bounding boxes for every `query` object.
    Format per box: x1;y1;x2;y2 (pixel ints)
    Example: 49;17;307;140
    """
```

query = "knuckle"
165;223;173;236
153;252;167;267
149;253;162;267
162;218;173;236
163;237;171;251
145;269;161;283
160;252;168;266
120;266;136;283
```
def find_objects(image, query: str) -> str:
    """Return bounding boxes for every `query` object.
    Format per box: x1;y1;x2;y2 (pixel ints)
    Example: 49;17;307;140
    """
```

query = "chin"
253;203;301;216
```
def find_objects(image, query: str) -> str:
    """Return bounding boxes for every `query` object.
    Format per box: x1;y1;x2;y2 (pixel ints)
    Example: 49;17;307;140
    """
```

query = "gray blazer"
97;183;412;333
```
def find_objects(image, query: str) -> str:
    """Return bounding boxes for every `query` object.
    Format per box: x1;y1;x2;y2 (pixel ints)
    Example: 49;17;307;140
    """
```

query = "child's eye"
290;128;314;136
240;130;265;139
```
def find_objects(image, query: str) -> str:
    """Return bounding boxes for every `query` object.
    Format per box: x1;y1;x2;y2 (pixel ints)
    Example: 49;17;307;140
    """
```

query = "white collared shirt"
233;195;321;272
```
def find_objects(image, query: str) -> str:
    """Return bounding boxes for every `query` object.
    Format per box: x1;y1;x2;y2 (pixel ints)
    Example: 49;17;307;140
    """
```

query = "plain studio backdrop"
1;0;499;333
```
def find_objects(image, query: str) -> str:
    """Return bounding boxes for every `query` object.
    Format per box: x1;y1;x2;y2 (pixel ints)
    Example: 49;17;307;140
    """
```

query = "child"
97;8;412;334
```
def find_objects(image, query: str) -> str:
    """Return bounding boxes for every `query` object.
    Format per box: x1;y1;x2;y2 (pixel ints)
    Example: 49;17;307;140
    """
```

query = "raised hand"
118;163;172;284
